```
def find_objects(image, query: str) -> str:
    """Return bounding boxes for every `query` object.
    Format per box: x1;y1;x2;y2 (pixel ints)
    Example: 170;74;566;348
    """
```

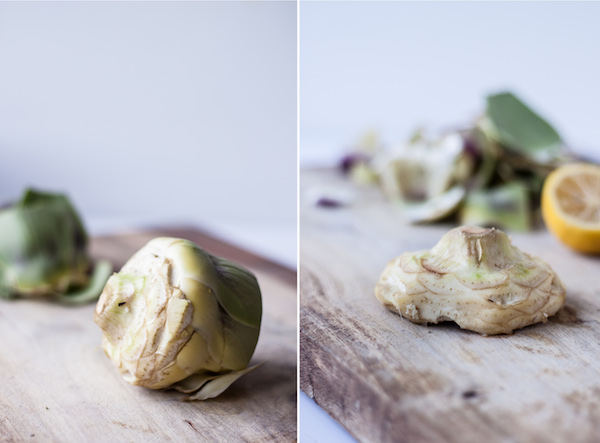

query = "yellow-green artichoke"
376;226;566;335
94;237;262;400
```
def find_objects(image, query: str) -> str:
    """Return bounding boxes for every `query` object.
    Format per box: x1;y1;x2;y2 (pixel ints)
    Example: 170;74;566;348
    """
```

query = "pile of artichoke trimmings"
344;92;575;231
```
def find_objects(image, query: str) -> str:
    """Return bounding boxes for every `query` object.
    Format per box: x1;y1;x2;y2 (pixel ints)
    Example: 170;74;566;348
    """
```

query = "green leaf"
211;255;262;329
55;259;113;305
460;182;530;231
486;92;563;162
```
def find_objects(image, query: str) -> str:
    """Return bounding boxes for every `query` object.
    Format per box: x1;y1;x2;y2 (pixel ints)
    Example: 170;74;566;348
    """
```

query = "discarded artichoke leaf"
375;226;566;335
174;363;262;401
399;186;466;224
460;182;530;231
486;92;563;163
469;120;501;189
0;188;107;302
171;371;220;394
94;237;262;400
55;259;113;305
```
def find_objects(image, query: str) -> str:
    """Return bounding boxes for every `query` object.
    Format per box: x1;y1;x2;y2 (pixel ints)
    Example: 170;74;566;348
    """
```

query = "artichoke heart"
375;226;565;335
94;237;262;400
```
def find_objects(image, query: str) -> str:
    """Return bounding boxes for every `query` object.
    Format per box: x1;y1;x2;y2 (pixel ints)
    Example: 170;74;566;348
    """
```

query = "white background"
301;1;600;168
300;2;600;442
0;1;297;268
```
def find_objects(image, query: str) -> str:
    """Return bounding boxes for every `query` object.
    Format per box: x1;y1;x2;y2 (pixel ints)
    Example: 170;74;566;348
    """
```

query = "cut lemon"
542;162;600;253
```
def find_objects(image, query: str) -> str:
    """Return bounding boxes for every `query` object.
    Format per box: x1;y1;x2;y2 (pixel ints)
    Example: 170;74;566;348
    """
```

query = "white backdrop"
301;1;600;167
0;1;297;267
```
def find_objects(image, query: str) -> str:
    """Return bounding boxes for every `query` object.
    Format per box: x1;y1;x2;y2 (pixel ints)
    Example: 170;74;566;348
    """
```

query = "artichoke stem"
430;226;518;270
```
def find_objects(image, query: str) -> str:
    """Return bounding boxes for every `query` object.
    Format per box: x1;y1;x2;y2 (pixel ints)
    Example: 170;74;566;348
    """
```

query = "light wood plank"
0;228;297;442
300;168;600;443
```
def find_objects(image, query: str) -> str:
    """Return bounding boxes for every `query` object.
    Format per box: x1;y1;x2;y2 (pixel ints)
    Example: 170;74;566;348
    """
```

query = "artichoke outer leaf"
486;92;563;162
210;256;262;329
171;240;262;329
55;259;113;304
175;363;263;401
399;186;466;224
459;182;530;232
178;277;226;364
171;372;220;394
219;313;261;370
174;331;221;375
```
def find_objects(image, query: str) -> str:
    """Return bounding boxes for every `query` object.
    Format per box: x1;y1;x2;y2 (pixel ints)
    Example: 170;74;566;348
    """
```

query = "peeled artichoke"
0;188;111;303
375;226;565;335
94;237;262;400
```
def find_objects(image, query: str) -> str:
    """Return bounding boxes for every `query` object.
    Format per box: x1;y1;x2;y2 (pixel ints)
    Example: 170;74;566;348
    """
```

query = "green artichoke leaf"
460;182;530;231
210;255;262;329
55;259;113;305
486;92;563;163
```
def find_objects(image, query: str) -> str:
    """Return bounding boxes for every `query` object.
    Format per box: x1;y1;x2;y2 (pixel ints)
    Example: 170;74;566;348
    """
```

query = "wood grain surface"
0;228;297;442
300;169;600;443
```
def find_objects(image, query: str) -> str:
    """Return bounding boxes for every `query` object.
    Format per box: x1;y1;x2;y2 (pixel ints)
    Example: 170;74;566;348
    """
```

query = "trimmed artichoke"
94;237;262;400
0;189;111;303
375;226;565;335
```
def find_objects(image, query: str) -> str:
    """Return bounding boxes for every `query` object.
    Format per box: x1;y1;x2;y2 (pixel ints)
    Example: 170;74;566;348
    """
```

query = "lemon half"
542;163;600;254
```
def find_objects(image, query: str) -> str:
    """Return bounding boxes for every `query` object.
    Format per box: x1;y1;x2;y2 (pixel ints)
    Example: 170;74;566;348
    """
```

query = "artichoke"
94;237;262;400
375;226;565;335
0;188;111;303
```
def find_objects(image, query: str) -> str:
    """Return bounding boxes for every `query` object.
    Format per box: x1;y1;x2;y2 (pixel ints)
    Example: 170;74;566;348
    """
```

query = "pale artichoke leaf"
55;260;112;304
181;363;262;401
171;372;219;394
399;186;466;224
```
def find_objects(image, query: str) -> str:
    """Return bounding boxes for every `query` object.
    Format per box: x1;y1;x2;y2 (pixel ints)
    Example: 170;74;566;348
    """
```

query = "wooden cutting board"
0;228;297;442
300;169;600;443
